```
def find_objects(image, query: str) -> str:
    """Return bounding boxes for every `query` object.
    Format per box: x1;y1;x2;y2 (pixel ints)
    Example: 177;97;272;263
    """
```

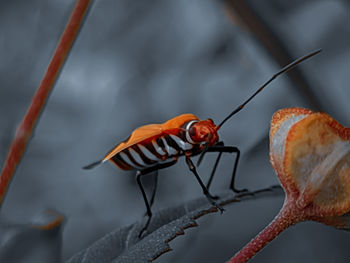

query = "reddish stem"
228;202;299;263
0;0;90;209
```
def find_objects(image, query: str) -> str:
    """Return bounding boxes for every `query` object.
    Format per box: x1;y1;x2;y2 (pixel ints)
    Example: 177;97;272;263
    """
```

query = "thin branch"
228;202;296;263
0;0;90;210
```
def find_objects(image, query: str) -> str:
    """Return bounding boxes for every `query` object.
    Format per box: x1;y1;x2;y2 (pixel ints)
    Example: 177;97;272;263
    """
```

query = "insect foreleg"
206;151;223;191
185;156;224;213
206;145;247;193
197;141;224;191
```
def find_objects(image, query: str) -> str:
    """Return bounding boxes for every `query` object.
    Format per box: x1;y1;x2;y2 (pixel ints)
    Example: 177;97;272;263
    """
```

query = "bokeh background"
0;0;349;262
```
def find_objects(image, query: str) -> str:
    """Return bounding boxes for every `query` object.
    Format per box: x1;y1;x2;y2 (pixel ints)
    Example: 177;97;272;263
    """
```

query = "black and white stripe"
119;151;142;168
169;134;193;150
112;133;196;170
138;144;159;161
152;140;166;156
161;137;178;156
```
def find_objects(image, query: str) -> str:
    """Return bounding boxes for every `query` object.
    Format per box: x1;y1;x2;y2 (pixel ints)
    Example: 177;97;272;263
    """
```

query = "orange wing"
103;113;199;161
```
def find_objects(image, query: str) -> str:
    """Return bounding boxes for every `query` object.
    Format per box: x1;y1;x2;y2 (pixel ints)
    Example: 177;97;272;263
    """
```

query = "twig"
0;0;90;210
228;201;296;263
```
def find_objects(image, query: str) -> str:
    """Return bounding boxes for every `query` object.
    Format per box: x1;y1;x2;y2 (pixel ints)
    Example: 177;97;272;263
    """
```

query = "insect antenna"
216;49;322;130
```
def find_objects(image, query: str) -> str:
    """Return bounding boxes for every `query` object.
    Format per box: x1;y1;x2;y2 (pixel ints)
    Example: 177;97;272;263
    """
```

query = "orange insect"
84;49;321;237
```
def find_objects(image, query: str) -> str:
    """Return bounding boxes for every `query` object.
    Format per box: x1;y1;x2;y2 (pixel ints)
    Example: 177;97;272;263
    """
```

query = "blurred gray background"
0;0;349;262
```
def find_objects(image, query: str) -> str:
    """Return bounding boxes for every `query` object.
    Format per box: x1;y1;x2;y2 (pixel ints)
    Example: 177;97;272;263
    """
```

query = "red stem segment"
228;204;298;263
0;0;90;209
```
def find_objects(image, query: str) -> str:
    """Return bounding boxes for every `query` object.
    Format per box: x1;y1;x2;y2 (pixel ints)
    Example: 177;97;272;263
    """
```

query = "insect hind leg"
149;170;158;208
136;160;177;238
143;170;158;216
136;171;152;238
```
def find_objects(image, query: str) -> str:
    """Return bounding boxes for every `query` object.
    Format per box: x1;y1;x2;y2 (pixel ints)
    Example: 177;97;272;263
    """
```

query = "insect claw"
214;203;225;213
231;187;249;194
138;216;151;239
206;195;225;213
138;208;152;239
138;227;147;239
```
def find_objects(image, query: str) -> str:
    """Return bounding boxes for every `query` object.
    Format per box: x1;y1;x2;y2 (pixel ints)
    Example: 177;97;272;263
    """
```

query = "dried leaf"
270;107;350;215
229;108;350;262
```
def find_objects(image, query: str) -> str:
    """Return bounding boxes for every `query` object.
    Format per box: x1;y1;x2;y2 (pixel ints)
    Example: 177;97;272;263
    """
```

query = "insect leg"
206;145;247;193
206;151;223;191
149;170;158;208
136;170;152;238
185;156;224;213
142;170;159;217
137;160;177;238
204;141;224;191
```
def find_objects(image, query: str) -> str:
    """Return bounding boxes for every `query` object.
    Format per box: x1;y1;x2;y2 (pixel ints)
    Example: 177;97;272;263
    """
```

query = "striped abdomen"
110;132;199;170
